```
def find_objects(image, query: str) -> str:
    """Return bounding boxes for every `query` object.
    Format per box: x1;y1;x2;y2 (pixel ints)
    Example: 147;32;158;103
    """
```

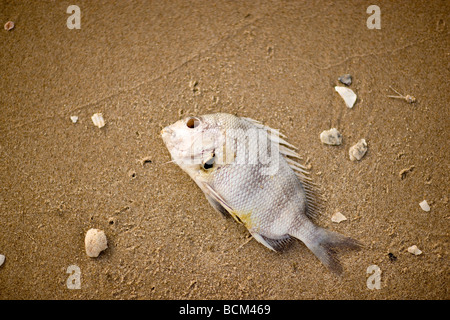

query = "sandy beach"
0;0;448;299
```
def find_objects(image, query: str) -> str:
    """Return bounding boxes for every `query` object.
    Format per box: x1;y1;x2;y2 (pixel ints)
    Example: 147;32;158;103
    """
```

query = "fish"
161;113;361;274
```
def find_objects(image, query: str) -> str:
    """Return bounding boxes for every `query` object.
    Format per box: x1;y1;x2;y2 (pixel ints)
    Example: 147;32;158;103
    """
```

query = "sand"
0;0;448;300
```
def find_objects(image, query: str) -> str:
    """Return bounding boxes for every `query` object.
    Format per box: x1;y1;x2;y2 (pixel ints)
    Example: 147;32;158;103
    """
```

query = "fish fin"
201;183;234;216
294;226;362;275
204;193;231;218
242;117;289;139
253;234;293;252
251;233;277;251
243;117;325;220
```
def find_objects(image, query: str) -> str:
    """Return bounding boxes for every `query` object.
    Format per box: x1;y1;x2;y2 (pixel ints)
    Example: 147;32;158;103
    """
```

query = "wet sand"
0;0;448;299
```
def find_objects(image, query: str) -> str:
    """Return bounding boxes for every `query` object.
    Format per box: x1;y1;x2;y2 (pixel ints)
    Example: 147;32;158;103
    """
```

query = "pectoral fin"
200;183;257;229
200;183;234;218
204;193;231;218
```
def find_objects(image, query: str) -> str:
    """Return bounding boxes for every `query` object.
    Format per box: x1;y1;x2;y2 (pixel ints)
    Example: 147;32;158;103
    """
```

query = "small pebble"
419;200;430;212
70;115;78;123
85;228;108;258
4;21;14;31
335;86;357;108
91;113;105;128
0;254;5;267
331;212;347;223
320;128;342;145
407;245;422;256
349;139;368;161
338;74;352;86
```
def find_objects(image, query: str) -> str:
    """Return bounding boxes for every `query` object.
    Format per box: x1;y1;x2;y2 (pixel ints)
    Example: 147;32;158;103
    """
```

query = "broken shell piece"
70;116;78;123
331;212;347;223
0;254;5;267
320;128;342;145
338;74;352;86
85;228;108;258
335;86;357;108
419;200;430;212
349;139;368;161
91;113;105;128
4;21;14;31
407;245;422;255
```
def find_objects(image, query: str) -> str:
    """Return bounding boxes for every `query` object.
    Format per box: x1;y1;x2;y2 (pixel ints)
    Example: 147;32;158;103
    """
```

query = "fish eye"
202;153;215;170
186;117;200;129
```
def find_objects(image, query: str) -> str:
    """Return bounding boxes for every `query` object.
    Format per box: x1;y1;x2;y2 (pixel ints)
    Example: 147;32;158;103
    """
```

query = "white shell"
331;212;347;223
0;254;5;267
320;128;342;145
85;228;108;257
91;113;105;128
349;139;368;161
70;115;78;123
4;21;14;31
407;245;422;255
419;200;430;212
335;86;357;108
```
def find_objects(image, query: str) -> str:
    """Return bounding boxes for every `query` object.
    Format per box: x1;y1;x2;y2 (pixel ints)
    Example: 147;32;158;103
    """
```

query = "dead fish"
161;113;361;274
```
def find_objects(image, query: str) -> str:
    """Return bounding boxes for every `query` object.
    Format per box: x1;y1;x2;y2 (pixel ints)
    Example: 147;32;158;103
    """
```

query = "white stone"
407;245;422;255
349;139;368;161
91;113;105;128
331;212;347;223
419;200;430;212
85;228;108;258
335;86;357;108
0;254;5;267
320;128;342;145
70;115;78;123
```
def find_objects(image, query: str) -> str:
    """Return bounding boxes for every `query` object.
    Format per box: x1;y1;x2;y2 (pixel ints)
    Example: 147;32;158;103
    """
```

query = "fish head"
161;115;225;177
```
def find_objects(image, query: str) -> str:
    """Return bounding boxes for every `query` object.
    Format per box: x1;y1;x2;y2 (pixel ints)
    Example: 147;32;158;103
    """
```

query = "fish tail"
295;226;362;275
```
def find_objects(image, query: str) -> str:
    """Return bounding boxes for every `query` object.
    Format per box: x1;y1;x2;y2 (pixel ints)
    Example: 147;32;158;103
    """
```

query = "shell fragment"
70;116;78;123
419;200;430;212
320;128;342;145
407;245;422;255
85;228;108;258
91;113;105;128
335;86;357;108
349;139;368;161
4;21;14;31
0;254;5;267
331;212;347;223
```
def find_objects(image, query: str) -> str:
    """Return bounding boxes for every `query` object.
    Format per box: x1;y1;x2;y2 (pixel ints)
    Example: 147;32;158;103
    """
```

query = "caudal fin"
301;227;362;275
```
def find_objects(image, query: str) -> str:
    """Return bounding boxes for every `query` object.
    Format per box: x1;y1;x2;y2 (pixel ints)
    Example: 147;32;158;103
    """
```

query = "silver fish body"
161;113;360;274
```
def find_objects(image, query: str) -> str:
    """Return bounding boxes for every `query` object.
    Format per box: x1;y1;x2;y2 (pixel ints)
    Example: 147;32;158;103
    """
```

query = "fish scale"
161;113;361;274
